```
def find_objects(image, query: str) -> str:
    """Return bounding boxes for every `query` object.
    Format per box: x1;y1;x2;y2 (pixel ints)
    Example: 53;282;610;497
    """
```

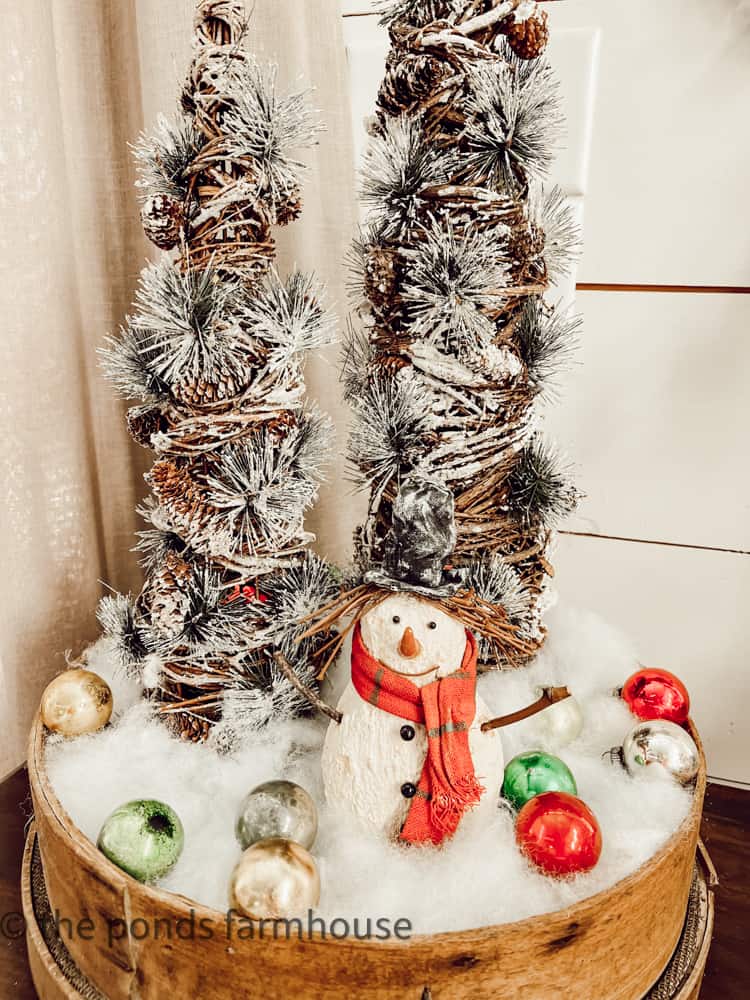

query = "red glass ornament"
621;668;690;725
516;791;602;877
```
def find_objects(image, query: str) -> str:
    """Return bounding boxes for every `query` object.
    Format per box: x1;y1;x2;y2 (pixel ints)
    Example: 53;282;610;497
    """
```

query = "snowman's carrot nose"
399;627;422;659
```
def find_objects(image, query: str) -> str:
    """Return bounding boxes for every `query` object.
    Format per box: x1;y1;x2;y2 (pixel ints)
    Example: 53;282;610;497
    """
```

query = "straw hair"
297;583;534;680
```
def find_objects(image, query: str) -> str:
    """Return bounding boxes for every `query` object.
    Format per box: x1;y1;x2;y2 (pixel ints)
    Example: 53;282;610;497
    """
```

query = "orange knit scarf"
350;624;484;846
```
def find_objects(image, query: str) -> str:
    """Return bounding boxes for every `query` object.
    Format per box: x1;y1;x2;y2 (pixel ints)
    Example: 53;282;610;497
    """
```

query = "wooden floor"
0;769;34;998
0;769;747;998
699;782;750;998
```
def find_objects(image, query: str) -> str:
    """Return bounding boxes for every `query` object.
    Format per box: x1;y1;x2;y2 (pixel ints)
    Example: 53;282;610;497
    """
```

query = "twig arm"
481;686;571;733
273;651;343;725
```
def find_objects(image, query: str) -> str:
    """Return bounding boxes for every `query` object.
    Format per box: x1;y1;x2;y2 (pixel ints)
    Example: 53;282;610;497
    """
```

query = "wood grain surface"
20;831;80;1000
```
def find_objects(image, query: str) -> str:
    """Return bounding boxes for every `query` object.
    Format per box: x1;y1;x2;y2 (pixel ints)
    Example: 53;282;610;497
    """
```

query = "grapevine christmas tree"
345;0;580;664
99;0;339;743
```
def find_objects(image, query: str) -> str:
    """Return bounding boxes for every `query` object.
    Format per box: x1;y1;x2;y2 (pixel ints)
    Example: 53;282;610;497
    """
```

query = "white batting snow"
45;604;693;934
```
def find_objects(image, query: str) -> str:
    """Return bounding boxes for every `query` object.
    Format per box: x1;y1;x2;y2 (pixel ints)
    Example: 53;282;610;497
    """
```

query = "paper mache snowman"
321;477;506;846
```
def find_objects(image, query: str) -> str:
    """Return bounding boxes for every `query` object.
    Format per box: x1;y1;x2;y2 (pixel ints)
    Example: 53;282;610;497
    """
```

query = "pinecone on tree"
378;52;452;118
507;217;547;282
139;548;193;635
503;10;550;61
373;353;410;377
148;460;215;539
265;410;298;441
171;373;242;408
126;404;167;447
274;186;303;227
141;192;184;250
364;244;402;316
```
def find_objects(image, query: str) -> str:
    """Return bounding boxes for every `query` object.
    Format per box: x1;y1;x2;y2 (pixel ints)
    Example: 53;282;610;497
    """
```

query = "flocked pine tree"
99;0;339;743
345;0;580;665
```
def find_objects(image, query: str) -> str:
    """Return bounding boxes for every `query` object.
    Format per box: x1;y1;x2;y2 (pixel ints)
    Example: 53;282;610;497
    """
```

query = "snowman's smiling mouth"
384;662;440;679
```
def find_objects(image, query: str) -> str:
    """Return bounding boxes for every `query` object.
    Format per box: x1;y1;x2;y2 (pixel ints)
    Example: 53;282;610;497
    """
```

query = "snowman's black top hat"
365;475;462;598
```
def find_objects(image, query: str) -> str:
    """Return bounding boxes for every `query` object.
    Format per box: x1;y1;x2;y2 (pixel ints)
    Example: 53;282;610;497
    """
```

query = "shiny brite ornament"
620;719;700;786
98;800;184;882
230;838;320;920
533;690;584;750
621;668;690;726
502;751;577;812
516;791;602;877
41;669;112;737
235;780;318;851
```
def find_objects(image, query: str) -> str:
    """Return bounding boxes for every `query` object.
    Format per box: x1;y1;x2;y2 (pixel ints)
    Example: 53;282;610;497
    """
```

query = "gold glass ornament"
40;669;113;737
230;837;320;920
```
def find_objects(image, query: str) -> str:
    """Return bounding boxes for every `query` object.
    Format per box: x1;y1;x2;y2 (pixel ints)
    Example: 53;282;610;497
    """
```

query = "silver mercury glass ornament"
613;719;700;786
235;780;318;851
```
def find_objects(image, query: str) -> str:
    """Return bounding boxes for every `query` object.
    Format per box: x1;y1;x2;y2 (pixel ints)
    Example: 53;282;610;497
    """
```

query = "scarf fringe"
430;777;485;833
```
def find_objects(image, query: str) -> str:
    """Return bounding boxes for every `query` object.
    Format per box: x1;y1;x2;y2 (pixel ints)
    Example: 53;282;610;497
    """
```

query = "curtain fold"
0;0;358;778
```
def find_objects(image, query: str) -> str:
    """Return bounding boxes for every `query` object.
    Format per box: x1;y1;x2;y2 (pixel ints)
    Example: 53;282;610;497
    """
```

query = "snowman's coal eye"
428;621;437;630
392;615;401;624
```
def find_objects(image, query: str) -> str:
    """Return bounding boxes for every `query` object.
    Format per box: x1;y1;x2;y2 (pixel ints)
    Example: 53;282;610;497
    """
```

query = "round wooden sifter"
24;716;714;1000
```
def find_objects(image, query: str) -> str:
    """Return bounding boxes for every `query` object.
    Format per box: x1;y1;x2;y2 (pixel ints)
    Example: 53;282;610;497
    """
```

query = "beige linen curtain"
0;0;359;779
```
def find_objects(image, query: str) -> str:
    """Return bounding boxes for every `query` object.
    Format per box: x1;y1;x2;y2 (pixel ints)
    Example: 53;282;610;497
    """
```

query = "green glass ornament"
98;800;184;882
502;751;577;812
